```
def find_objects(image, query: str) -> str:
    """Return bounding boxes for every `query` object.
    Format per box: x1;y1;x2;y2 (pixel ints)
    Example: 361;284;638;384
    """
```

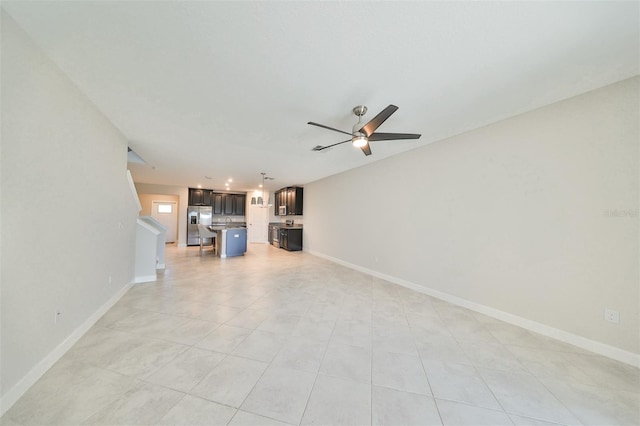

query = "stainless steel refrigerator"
187;206;213;246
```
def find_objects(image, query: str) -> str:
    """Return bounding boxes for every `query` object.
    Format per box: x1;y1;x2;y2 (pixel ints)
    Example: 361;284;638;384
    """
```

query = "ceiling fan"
308;104;421;156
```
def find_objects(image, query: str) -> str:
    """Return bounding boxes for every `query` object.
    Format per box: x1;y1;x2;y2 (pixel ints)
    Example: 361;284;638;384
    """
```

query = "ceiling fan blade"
368;132;422;141
308;122;353;137
312;139;352;151
358;105;398;137
360;143;372;156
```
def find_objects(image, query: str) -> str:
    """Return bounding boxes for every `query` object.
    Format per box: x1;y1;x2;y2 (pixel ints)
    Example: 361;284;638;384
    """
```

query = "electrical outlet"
108;275;112;284
54;310;61;324
604;308;620;324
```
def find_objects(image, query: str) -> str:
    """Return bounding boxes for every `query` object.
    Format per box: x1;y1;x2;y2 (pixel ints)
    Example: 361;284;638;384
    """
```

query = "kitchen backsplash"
212;216;246;223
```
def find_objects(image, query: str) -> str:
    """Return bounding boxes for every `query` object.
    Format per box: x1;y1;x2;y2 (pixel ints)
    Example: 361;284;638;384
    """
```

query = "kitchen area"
268;186;304;252
184;185;304;257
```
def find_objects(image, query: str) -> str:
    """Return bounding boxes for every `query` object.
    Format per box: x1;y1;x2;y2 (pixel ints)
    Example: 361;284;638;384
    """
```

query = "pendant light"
251;172;273;208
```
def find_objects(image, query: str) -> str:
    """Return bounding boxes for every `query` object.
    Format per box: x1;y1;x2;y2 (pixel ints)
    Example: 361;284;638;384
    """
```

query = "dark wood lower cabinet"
280;228;302;251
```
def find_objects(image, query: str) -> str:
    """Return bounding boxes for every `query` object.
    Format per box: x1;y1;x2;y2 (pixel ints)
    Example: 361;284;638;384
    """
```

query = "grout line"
297;293;340;425
402;293;444;425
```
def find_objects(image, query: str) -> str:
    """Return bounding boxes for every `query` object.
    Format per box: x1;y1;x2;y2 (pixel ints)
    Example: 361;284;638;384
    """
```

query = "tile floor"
2;244;639;425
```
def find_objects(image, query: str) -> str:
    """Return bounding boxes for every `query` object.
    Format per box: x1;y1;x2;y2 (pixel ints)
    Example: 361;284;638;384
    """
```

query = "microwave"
279;205;287;215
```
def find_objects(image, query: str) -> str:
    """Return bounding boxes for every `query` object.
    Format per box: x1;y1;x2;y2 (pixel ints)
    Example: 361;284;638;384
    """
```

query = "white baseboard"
133;274;156;283
0;280;134;416
306;249;640;368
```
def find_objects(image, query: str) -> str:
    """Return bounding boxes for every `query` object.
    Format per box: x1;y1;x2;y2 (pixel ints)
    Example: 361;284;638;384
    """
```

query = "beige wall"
134;183;188;246
138;194;180;243
304;77;639;358
1;11;138;408
138;193;180;216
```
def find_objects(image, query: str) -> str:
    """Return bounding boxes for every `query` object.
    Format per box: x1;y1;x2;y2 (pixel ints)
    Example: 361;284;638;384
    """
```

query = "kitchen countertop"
208;223;246;231
269;222;303;230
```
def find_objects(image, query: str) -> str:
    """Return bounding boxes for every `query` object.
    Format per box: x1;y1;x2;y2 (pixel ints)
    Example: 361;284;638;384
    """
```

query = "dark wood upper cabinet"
212;193;224;215
189;188;204;206
273;194;277;216
287;187;303;215
274;189;287;215
234;194;245;216
274;186;303;215
202;190;212;206
223;194;234;215
189;188;214;206
192;188;246;216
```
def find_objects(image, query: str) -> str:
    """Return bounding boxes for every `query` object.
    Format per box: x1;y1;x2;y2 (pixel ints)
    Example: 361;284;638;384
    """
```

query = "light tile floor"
2;244;639;425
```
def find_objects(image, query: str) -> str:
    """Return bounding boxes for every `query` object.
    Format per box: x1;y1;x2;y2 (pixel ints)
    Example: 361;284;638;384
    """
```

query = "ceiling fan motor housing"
352;105;367;118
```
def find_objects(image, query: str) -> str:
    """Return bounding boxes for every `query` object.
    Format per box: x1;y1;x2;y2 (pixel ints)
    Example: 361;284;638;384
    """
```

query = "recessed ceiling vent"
127;147;145;164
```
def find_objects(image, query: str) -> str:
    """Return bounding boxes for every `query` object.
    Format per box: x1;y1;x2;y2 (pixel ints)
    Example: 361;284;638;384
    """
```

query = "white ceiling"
3;1;638;193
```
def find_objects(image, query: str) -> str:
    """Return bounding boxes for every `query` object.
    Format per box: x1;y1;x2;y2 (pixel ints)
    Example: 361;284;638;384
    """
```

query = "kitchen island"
208;225;247;257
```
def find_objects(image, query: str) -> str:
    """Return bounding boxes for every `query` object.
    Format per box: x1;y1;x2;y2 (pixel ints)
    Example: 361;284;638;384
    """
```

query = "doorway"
247;203;269;243
152;201;178;243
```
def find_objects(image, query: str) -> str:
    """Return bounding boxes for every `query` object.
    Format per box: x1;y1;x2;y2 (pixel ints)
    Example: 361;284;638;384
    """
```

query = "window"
157;204;173;214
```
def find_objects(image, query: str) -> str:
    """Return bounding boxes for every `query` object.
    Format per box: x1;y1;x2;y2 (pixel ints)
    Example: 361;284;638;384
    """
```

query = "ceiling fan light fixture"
352;135;368;148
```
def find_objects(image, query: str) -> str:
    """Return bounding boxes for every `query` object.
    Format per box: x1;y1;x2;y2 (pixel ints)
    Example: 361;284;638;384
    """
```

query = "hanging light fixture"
251;172;273;208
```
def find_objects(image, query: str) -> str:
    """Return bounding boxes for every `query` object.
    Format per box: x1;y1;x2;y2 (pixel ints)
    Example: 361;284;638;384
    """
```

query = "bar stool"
197;224;217;255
